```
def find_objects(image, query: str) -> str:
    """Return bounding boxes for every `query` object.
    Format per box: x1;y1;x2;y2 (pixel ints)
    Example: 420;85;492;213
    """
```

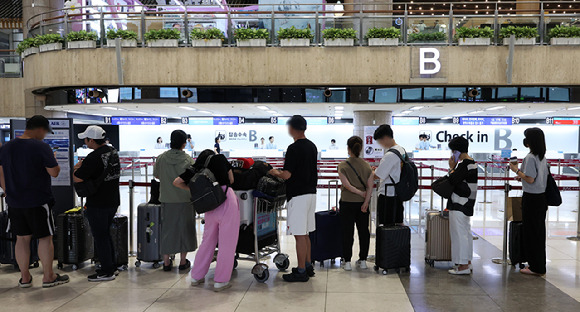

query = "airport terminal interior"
2;0;580;311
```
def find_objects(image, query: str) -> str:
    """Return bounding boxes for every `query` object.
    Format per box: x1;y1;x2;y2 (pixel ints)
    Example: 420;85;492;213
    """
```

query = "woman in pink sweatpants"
174;150;240;292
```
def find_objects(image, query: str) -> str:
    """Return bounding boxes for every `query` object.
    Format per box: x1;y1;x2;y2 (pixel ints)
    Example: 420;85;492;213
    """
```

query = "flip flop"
19;276;32;288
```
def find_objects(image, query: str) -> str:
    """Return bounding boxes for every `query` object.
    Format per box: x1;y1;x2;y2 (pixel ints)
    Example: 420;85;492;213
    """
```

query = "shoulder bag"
74;151;115;198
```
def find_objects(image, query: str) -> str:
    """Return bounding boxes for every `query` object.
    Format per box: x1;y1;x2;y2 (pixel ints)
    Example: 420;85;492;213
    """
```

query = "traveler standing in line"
337;136;373;271
266;136;277;149
269;115;318;282
173;149;239;292
214;137;221;154
0;115;69;288
372;124;406;225
73;126;121;282
446;136;477;275
509;127;548;276
154;130;196;272
155;137;165;149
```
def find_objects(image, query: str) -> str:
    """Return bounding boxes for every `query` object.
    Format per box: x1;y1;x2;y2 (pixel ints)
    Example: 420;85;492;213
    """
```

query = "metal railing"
24;1;580;47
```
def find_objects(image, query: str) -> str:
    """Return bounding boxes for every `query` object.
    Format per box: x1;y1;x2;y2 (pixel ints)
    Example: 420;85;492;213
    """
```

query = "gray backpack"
189;155;227;214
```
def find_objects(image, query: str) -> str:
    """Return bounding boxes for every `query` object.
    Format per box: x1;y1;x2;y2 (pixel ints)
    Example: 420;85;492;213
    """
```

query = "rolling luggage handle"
328;179;339;211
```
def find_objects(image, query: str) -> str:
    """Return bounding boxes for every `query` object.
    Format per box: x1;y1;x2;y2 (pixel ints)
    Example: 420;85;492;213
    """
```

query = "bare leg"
15;235;32;283
295;235;308;269
180;252;188;266
37;236;57;283
163;254;171;266
305;235;312;265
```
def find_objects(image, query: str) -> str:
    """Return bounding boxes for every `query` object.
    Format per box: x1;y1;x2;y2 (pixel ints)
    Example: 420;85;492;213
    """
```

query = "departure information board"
110;117;165;125
458;116;513;126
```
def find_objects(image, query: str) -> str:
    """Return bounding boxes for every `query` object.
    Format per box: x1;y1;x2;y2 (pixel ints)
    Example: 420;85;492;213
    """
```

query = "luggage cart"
235;193;290;283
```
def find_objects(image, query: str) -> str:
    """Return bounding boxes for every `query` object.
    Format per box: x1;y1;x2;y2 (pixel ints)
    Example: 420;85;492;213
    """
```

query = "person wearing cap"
269;115;318;282
73;125;121;282
0;115;70;288
153;130;196;272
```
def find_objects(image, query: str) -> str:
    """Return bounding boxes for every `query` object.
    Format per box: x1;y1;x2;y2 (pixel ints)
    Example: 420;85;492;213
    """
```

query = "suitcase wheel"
152;262;161;269
382;270;388;275
135;261;141;267
72;264;78;270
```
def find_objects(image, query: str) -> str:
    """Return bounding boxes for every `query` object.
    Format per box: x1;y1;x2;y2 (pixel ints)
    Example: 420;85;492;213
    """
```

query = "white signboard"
363;126;385;158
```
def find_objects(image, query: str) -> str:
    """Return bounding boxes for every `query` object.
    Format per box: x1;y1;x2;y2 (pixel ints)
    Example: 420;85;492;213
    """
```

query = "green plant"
144;28;181;41
106;29;138;40
16;37;40;54
548;25;580;38
66;30;98;42
36;33;64;45
190;28;225;40
234;28;269;40
277;26;313;39
454;26;494;39
408;32;446;42
322;28;357;40
365;27;401;39
499;26;538;39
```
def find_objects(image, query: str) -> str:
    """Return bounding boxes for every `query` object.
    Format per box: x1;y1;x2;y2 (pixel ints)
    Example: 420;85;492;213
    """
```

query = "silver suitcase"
235;190;255;225
136;203;162;268
424;210;452;266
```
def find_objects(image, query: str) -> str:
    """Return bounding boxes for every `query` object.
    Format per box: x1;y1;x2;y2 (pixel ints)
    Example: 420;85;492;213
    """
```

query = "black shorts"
8;205;55;238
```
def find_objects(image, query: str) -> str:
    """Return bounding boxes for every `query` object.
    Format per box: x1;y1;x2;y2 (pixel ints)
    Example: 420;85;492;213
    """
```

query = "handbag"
431;176;454;199
545;172;562;207
74;151;114;198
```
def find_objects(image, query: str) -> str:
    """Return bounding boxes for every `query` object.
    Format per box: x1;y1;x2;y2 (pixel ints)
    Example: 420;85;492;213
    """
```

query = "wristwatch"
516;169;521;175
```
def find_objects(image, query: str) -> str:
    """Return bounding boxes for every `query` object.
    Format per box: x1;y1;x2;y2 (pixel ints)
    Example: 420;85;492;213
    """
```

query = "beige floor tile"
146;288;245;312
56;287;167;312
93;267;185;289
0;286;91;312
235;289;326;312
245;268;328;293
326;268;407;294
171;267;255;292
326;292;414;312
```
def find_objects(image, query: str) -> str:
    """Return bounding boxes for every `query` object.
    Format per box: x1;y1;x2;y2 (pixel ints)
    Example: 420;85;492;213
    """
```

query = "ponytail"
347;136;363;157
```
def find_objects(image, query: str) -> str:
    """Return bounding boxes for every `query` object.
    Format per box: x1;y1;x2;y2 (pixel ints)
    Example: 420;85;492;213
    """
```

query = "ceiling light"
468;110;483;114
410;106;424;110
267;110;277;114
515;113;533;117
485;106;505;111
256;106;269;110
66;110;85;114
178;106;196;111
335;116;342;120
213;113;225;117
131;111;148;115
567;106;580;110
535;110;555;114
102;106;121;110
198;110;212;114
335;106;344;110
441;116;453;120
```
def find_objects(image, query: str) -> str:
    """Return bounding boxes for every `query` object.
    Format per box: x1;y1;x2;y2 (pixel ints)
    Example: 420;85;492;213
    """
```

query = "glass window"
306;89;324;103
445;87;466;101
400;88;422;101
520;87;544;102
423;87;444;101
119;88;133;101
368;89;375;102
374;88;397;103
548;87;570;102
497;87;518;102
476;87;495;101
160;87;179;98
328;90;346;103
134;88;141;100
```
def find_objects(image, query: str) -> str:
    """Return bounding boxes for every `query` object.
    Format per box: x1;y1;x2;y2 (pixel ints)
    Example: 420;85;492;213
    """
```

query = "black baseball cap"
26;115;53;134
171;130;187;146
287;115;307;131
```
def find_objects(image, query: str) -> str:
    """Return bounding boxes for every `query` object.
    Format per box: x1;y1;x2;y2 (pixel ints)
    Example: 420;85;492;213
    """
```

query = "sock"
297;268;306;274
305;262;313;269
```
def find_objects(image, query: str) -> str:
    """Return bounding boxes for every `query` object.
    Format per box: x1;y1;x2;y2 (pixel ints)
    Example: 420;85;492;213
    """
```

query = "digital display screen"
392;117;420;125
111;117;162;125
553;117;580;125
188;117;239;126
459;117;512;126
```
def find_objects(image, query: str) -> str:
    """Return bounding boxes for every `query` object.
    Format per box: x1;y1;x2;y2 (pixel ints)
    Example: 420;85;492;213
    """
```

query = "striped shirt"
446;158;478;217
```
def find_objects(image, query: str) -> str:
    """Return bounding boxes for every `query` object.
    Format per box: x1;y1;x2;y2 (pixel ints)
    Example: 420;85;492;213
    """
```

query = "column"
22;0;63;36
24;93;66;118
353;110;392;138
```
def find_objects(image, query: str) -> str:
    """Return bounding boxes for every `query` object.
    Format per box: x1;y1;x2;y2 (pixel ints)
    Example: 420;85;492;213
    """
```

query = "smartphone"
452;150;461;163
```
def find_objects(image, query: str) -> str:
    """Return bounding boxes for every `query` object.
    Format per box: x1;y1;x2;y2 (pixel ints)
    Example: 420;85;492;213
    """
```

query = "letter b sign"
419;48;441;75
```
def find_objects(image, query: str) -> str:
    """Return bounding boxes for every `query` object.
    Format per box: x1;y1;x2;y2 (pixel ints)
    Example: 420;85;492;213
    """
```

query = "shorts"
8;204;55;238
286;194;317;236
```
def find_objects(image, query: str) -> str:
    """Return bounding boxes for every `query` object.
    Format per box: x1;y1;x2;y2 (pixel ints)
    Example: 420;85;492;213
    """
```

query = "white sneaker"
191;277;205;286
448;267;471;275
214;281;232;292
357;260;368;270
343;262;352;271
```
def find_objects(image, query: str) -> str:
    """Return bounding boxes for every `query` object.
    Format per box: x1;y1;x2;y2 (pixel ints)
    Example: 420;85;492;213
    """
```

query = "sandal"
178;259;191;271
42;274;70;288
19;276;32;288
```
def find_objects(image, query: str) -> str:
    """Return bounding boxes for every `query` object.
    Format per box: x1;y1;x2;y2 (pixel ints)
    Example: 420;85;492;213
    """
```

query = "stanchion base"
479;201;492;204
491;257;511;265
567;236;580;241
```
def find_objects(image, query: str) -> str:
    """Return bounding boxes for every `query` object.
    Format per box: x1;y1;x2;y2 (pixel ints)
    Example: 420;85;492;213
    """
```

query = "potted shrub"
277;26;313;47
455;27;494;46
16;37;40;58
365;27;400;46
500;26;537;45
144;28;181;48
549;25;580;45
189;28;224;47
66;30;98;49
322;28;357;46
408;32;446;44
234;28;268;47
37;33;64;53
106;29;139;48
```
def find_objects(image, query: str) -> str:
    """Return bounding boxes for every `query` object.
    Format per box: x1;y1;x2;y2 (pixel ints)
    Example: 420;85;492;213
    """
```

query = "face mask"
452;150;461;163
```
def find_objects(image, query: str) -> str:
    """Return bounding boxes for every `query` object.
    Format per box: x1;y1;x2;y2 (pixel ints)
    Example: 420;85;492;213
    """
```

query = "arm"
269;168;292;180
173;177;189;191
47;166;61;178
338;171;365;198
361;173;375;213
228;169;234;185
0;166;5;195
509;162;535;184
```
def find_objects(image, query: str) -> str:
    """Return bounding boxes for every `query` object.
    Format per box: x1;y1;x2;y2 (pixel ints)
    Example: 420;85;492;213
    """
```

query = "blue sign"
392;117;420;126
214;117;239;126
111;117;162;125
188;117;240;126
459;116;512;126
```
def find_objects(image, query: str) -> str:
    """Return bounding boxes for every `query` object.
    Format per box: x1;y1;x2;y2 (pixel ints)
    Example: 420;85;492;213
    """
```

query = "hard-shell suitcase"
424;210;452;266
0;210;40;270
56;212;94;270
310;180;342;266
136;203;162;268
236;190;255;225
509;221;526;269
94;214;129;270
375;225;411;274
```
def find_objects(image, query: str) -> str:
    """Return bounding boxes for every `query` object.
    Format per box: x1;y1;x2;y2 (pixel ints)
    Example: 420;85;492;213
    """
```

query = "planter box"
67;40;97;49
22;47;39;58
106;39;138;48
324;38;354;46
503;38;536;45
458;38;491;46
550;37;580;45
39;42;62;53
236;39;267;47
409;41;446;44
280;38;310;47
148;39;179;48
368;38;399;46
191;39;222;47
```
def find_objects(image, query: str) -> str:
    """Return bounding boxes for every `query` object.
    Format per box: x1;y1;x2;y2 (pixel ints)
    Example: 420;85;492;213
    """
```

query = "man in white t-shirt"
372;124;406;225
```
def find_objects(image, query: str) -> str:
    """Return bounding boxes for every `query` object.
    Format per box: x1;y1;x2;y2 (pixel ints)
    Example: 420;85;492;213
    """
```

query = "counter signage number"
181;117;189;124
160;117;167;124
238;117;245;124
270;117;278;124
104;117;112;124
419;117;427;124
327;117;335;124
512;117;520;125
546;117;554;125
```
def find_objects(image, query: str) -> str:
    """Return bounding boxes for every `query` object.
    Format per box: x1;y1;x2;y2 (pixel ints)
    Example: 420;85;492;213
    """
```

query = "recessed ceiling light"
401;110;412;114
198;110;212;114
535;110;555;114
131;111;148;115
410;106;424;110
267;110;277;114
335;106;344;110
178;106;196;111
468;110;483;114
335;116;342;120
441;116;453;120
256;106;270;110
485;106;505;111
567;106;580;110
102;106;121;110
66;110;85;114
515;113;533;117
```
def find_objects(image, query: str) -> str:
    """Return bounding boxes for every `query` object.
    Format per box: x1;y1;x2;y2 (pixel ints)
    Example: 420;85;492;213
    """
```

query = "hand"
448;156;457;170
358;190;367;198
74;160;83;170
267;169;278;176
361;201;369;213
515;176;522;182
509;162;519;173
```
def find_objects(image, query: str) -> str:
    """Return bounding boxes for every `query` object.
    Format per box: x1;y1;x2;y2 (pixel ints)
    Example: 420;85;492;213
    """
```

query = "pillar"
22;0;63;36
353;110;392;138
24;93;66;118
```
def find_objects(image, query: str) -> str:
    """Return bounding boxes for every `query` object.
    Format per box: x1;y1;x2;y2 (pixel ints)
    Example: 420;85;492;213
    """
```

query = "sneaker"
179;259;191;271
113;270;120;276
306;265;315;277
448;267;471;275
88;273;116;282
357;260;368;270
283;270;309;283
43;274;70;288
163;259;173;272
191;277;205;286
343;262;352;271
214;282;232;292
19;276;32;288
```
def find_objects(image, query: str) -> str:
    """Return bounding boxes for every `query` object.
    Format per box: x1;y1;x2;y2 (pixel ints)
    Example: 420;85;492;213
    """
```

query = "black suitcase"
94;214;129;270
375;225;411;274
509;221;526;269
56;212;94;270
0;210;40;270
310;210;342;265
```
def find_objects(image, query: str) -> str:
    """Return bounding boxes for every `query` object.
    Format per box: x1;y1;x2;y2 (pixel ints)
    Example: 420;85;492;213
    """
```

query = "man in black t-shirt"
74;126;120;282
269;115;318;282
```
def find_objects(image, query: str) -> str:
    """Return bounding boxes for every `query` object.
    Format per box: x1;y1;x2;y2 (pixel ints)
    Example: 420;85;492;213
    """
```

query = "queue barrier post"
128;179;136;256
418;162;424;229
480;162;492;203
430;165;434;211
557;159;562;187
567;173;580;241
131;158;135;181
492;181;511;265
145;163;149;203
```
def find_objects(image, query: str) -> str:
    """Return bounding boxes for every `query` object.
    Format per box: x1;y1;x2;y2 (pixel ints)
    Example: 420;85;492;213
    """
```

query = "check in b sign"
411;47;446;80
419;48;441;75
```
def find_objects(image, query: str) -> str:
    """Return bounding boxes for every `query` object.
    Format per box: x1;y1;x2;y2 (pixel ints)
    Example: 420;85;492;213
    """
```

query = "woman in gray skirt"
154;130;197;271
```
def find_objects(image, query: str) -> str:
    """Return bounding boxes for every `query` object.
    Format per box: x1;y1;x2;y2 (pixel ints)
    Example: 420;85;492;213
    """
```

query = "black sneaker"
163;259;173;272
292;267;315;278
178;259;191;271
88;273;116;282
283;270;309;282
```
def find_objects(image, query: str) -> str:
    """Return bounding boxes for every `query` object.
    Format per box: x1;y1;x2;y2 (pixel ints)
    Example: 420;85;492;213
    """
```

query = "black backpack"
545;172;562;206
387;148;419;202
189;155;227;214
